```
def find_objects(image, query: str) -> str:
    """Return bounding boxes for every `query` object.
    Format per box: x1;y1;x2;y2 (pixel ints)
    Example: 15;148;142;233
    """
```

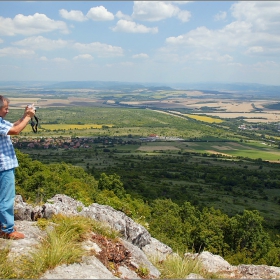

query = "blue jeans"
0;168;15;234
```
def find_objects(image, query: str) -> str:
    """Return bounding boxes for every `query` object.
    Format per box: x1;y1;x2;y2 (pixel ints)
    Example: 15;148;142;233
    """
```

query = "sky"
0;1;280;85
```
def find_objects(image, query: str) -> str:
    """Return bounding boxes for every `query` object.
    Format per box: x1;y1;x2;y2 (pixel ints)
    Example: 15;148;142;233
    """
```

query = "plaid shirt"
0;117;19;171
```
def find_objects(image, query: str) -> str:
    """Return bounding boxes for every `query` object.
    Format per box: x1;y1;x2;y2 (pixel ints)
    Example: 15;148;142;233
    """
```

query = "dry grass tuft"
0;214;119;279
150;252;220;279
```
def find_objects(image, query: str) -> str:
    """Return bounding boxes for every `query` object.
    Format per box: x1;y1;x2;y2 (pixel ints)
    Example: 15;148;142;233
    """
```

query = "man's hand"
8;104;36;135
24;104;36;118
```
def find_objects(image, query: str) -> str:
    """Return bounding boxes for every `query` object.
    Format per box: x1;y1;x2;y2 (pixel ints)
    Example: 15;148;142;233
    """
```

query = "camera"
27;104;36;111
28;104;39;133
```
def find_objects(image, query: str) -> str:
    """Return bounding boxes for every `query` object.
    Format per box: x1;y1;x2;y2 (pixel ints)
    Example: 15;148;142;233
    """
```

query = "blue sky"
0;1;280;85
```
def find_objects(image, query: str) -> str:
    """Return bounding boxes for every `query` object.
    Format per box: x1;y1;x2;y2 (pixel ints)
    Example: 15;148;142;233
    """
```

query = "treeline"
15;150;280;266
88;152;280;227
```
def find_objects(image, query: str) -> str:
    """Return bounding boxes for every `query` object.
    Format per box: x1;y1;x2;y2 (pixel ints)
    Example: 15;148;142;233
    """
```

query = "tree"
188;207;230;255
180;201;200;251
98;173;125;198
149;199;184;252
226;210;272;263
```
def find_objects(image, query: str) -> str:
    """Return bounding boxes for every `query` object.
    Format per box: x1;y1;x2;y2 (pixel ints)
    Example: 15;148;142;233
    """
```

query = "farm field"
5;85;280;124
6;99;279;162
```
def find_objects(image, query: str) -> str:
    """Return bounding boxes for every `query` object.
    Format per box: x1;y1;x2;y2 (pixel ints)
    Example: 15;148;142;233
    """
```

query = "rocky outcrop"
12;194;162;279
8;194;280;279
16;194;152;249
80;203;151;249
185;251;280;279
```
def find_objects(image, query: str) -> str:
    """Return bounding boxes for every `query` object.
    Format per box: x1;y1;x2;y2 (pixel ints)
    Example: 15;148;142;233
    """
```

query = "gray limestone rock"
121;239;161;279
80;202;151;249
142;236;173;261
11;195;280;280
40;255;119;279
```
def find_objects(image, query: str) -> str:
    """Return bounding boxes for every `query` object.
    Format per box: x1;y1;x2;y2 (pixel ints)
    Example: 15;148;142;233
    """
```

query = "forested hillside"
15;150;280;267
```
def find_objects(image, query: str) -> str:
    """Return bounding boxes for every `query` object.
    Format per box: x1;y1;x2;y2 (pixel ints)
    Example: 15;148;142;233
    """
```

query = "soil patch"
207;150;232;157
212;145;236;150
137;146;180;151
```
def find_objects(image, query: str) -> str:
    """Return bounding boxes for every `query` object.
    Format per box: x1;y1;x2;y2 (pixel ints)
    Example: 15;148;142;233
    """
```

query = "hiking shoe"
0;230;25;240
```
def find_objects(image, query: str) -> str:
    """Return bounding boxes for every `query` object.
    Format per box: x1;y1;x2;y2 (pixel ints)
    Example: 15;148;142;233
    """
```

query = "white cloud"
59;9;87;22
52;57;69;63
177;10;191;22
112;19;158;33
165;20;279;51
186;52;233;63
166;26;218;48
0;38;3;44
39;56;48;61
246;46;264;54
0;13;69;36
115;11;131;21
231;1;280;32
73;54;94;60
74;42;123;57
214;11;227;21
164;1;280;57
13;36;69;51
132;1;184;22
0;47;35;57
218;54;233;62
86;6;114;21
132;53;149;59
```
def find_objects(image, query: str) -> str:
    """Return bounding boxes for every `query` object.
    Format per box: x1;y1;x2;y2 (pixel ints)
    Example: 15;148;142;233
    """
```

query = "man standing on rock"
0;95;35;240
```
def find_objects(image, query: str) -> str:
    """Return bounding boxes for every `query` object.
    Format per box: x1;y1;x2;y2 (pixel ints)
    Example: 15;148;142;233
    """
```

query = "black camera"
28;105;39;133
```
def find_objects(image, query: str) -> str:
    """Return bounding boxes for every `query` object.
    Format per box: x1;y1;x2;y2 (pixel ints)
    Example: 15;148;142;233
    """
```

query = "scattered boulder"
234;264;280;279
14;195;34;221
185;251;233;273
142;237;173;261
42;194;85;218
185;251;280;279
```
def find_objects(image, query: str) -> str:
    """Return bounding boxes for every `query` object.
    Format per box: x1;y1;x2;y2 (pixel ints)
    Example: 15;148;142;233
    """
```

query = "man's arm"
8;106;35;135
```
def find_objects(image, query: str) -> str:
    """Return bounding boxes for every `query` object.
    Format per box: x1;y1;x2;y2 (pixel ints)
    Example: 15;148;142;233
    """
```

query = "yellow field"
184;114;223;123
40;124;114;130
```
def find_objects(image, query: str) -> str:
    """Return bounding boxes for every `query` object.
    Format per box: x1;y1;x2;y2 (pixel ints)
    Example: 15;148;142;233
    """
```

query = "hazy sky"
0;1;280;85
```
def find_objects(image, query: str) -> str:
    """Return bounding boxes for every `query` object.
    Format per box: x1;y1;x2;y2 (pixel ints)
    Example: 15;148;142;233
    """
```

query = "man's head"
0;95;10;118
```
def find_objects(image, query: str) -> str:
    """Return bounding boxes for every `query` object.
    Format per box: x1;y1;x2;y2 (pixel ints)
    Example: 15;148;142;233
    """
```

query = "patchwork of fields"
137;141;280;162
6;88;280;163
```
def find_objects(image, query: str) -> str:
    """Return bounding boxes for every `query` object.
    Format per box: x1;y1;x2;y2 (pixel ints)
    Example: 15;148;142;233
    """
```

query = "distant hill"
46;81;174;91
0;81;279;97
169;82;280;97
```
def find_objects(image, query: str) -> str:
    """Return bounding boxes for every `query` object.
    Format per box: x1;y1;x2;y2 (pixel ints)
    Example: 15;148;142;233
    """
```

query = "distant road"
147;108;188;120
